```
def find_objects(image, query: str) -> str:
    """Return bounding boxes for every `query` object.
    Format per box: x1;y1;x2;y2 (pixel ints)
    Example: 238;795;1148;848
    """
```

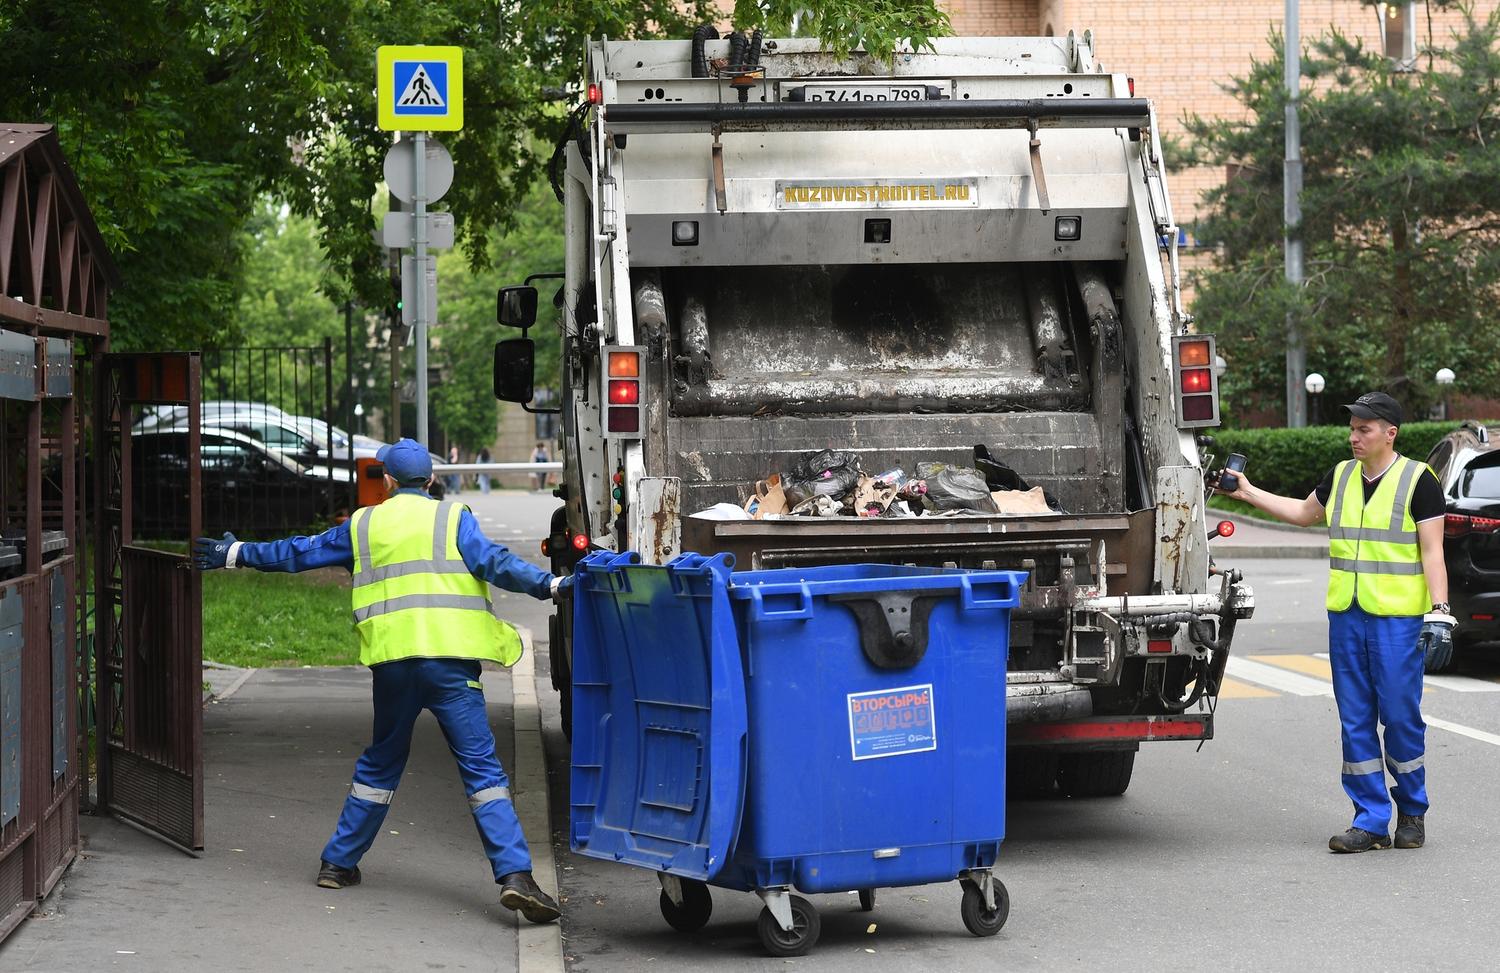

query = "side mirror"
494;338;536;403
497;285;538;329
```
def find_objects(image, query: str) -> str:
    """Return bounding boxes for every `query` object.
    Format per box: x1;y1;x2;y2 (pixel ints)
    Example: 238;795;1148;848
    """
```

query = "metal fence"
129;340;351;540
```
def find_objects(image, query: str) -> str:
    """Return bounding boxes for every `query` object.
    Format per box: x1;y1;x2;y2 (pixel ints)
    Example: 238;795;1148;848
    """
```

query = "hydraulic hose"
747;29;764;67
691;24;718;78
727;30;748;71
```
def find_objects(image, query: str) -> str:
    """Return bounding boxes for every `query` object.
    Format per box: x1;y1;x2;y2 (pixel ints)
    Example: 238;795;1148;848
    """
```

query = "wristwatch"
1431;602;1451;614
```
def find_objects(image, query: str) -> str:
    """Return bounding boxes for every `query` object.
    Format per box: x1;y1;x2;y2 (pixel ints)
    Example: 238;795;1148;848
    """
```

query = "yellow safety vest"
1324;455;1430;616
348;493;524;668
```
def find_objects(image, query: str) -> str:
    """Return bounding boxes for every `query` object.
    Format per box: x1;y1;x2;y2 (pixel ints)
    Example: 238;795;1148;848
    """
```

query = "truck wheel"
1057;750;1135;798
1006;752;1059;799
659;879;713;932
757;895;820;957
960;879;1010;937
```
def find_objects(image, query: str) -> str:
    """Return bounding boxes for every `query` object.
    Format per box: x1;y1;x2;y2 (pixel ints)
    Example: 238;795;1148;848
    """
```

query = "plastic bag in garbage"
914;462;1000;514
781;449;862;508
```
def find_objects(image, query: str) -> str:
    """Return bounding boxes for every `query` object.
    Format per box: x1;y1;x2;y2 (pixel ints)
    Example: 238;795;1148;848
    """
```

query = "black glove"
192;532;238;570
1418;611;1456;673
550;574;575;605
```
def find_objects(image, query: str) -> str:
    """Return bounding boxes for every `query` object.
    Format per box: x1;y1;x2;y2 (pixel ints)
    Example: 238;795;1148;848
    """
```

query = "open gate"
94;353;204;852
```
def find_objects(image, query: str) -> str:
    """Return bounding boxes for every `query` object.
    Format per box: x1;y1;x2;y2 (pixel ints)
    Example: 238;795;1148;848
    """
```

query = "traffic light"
1172;334;1220;428
603;347;643;439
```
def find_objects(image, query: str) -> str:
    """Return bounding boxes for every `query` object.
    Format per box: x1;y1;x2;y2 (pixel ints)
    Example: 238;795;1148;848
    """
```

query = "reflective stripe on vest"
349;494;524;668
1324;455;1430;616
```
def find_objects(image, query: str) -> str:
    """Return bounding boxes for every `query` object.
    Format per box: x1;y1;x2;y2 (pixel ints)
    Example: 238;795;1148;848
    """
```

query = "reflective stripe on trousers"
321;658;532;879
1329;602;1428;833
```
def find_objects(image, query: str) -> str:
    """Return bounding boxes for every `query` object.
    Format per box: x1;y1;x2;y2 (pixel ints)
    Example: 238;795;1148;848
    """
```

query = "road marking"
1313;652;1500;693
1427;715;1500;747
1224;656;1334;696
1215;676;1277;699
1251;653;1332;680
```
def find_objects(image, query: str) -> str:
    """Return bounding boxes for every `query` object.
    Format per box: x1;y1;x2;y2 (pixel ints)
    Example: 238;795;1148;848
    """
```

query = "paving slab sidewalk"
4;665;551;973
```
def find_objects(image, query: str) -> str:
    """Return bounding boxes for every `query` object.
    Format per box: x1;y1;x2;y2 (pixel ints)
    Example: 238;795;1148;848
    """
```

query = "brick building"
945;0;1500;231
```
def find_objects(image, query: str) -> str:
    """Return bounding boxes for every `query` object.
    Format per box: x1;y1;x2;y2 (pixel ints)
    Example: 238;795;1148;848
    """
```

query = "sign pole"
413;130;430;447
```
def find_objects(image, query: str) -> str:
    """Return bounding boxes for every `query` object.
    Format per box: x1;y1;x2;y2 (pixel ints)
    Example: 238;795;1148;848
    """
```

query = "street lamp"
353;401;365;436
1436;367;1455;420
1305;372;1326;425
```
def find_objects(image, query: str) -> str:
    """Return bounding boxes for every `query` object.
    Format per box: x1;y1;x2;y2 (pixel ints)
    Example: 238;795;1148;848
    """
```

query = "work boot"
499;871;561;924
1394;814;1426;849
316;860;362;889
1328;827;1392;853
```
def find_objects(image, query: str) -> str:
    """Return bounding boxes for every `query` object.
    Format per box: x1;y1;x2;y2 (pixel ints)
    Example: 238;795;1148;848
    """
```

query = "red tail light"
1147;639;1173;654
571;532;589;551
1445;513;1500;537
587;82;602;104
1473;613;1496;622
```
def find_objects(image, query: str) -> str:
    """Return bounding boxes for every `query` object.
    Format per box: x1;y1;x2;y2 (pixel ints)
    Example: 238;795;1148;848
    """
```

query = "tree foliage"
0;0;947;353
1180;8;1500;423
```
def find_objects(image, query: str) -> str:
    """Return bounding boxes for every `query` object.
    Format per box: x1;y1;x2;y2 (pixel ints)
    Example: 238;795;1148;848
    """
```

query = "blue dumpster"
569;551;1024;955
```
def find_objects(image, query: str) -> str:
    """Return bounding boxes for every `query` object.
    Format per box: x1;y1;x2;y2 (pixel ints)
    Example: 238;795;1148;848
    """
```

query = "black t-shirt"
1313;457;1445;523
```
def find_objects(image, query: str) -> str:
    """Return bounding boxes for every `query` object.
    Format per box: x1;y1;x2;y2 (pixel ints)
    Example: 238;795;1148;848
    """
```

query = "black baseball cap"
1343;391;1404;426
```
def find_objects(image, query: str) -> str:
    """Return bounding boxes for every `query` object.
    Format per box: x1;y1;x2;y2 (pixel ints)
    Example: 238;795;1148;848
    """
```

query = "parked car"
1424;420;1500;667
129;425;351;538
137;403;379;469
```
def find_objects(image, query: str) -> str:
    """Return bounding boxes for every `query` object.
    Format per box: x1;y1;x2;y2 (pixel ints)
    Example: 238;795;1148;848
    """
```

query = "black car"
129;426;351;538
1424;420;1500;667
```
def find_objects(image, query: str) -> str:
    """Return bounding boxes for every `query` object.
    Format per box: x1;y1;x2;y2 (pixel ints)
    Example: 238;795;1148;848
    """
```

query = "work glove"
549;574;575;605
1418;611;1456;674
192;532;238;570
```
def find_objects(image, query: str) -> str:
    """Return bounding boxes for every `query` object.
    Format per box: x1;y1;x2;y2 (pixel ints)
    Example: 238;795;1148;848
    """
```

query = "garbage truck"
493;31;1255;797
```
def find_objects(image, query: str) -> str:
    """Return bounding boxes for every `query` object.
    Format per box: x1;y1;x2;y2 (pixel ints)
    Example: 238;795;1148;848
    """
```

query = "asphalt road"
467;495;1500;972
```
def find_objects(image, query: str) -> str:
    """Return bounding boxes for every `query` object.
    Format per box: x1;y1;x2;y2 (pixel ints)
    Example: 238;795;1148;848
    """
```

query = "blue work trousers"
321;658;531;880
1328;602;1428;834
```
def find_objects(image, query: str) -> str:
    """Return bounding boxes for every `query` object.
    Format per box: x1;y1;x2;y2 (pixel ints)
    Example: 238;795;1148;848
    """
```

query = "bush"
1207;421;1460;498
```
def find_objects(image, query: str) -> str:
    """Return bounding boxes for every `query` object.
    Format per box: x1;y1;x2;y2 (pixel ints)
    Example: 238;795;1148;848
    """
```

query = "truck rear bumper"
1009;713;1212;749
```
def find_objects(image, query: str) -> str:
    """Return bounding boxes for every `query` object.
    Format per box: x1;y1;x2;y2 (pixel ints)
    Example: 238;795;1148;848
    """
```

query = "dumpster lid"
569;551;747;880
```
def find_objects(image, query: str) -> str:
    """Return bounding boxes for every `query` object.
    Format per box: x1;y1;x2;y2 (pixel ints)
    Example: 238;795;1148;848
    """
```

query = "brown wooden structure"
0;122;119;941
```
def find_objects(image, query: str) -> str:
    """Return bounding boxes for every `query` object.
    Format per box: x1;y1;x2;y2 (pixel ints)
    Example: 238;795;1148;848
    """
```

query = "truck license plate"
787;84;945;103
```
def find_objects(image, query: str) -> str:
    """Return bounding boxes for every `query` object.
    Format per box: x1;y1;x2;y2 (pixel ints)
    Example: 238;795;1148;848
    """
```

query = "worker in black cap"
1215;391;1451;854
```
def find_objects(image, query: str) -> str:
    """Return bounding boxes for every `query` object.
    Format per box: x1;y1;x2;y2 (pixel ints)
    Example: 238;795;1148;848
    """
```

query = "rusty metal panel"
50;570;66;780
0;330;34;401
0;585;20;827
107;546;202;851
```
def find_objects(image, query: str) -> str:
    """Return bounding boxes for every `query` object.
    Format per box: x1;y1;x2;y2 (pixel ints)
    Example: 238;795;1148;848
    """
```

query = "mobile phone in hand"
1218;453;1247;492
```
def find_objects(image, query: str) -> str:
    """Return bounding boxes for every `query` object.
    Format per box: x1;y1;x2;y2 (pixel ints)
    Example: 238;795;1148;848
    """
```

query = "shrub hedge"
1206;421;1461;498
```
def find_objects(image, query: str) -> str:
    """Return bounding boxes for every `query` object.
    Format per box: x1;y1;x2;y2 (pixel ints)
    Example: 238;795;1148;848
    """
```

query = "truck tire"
1006;752;1059;799
1056;750;1134;798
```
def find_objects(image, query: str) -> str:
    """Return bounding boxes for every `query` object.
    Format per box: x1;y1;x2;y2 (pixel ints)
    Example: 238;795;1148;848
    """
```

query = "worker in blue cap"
193;438;569;923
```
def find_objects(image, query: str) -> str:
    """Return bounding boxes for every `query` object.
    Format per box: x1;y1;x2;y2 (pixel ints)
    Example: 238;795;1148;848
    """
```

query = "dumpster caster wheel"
858;888;876;912
757;895;820;957
961;879;1010;937
659;879;713;932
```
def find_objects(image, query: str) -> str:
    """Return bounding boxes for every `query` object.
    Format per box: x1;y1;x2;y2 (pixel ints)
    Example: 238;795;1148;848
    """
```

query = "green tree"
1180;7;1500;422
1;0;948;352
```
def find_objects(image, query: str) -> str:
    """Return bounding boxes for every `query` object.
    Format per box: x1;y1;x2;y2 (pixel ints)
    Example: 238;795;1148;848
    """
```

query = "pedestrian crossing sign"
378;46;463;131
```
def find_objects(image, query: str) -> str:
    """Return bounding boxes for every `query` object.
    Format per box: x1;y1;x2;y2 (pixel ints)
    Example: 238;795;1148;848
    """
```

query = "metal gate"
94;353;204;852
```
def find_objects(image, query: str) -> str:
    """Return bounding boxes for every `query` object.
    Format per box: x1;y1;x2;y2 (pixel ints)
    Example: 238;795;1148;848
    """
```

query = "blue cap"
376;438;434;485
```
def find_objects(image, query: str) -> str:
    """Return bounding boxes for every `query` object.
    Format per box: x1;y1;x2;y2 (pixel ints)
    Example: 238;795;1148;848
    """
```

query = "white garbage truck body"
496;33;1254;794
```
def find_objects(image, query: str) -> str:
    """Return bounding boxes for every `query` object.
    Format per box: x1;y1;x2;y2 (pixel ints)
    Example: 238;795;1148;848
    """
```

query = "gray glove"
1418;612;1456;674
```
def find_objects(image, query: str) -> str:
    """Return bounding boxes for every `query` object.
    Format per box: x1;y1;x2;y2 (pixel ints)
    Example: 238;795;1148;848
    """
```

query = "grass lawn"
202;568;359;667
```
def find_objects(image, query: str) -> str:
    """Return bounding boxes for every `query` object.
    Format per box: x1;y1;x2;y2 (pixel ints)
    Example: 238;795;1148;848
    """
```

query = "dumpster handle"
959;575;1020;611
744;583;815;621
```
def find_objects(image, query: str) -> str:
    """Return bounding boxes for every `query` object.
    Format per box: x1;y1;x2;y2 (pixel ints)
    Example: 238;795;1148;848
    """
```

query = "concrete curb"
1214;544;1328;559
503;628;566;973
